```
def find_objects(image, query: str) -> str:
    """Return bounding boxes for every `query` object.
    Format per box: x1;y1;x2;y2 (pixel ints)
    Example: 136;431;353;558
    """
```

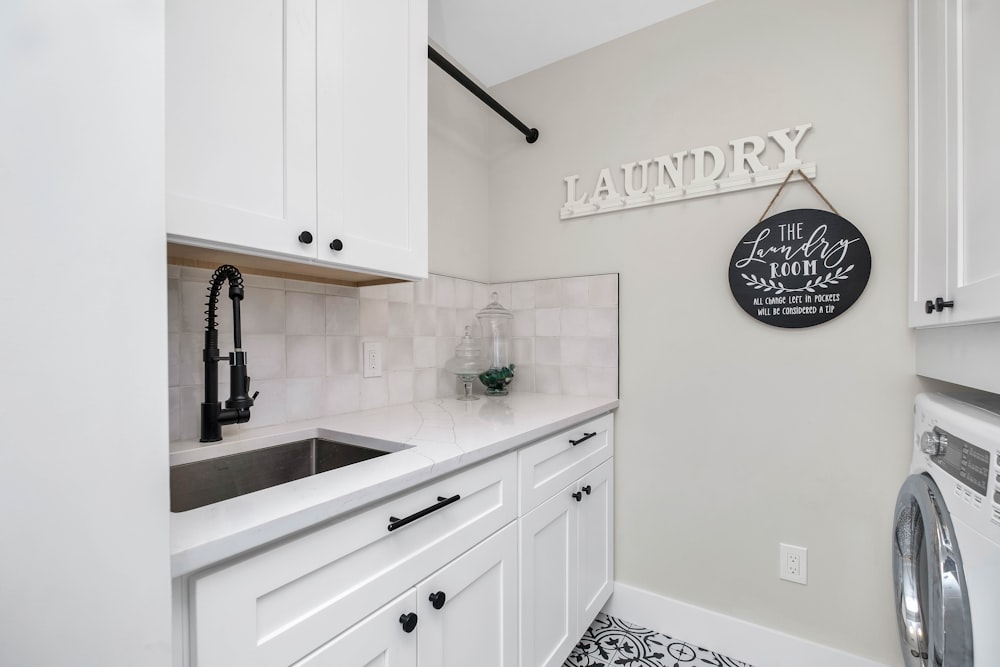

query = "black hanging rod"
428;45;539;144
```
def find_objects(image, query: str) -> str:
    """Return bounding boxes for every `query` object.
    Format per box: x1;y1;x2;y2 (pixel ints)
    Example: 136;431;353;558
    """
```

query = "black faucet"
200;264;258;442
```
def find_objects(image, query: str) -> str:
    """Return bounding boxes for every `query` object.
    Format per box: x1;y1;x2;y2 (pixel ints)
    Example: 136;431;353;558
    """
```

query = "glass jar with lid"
444;325;490;400
476;292;515;396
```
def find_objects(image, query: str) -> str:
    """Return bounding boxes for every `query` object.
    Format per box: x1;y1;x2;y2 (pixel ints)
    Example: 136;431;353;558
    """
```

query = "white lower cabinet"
294;522;518;667
519;430;614;667
176;413;614;667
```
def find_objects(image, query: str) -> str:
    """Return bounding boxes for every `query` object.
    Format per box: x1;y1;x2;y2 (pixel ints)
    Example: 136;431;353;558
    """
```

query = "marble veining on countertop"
170;393;618;577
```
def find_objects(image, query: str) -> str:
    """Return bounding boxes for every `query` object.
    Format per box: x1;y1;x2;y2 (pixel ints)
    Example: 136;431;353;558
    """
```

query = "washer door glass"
892;473;973;666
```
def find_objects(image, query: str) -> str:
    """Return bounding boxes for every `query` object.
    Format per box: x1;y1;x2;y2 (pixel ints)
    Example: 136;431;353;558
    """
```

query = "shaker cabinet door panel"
166;0;317;259
317;0;428;279
416;523;518;667
577;459;614;628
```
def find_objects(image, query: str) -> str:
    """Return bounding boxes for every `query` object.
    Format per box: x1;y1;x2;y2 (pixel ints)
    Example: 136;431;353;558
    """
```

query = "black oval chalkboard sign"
728;209;871;328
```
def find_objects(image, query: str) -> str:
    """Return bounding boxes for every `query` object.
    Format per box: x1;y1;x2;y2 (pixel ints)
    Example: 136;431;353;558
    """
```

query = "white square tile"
326;296;360;335
414;304;437;336
388;282;414;303
587;308;618;338
437;337;458;366
360;284;389;300
169;387;181;441
388;371;415;405
561;338;589;367
242;287;286;334
286;291;326;335
326;336;360;375
472;282;490;310
588;338;618;368
360;377;388;410
179;266;212;282
168;333;180;387
167;278;181;333
286;335;325;378
178;385;202;441
511;281;536;309
512;337;534;365
388;302;414;337
534;279;561;308
414;277;435;305
589;274;619;307
167;264;181;279
286;377;326;421
283;278;326;294
387;338;414;370
560;308;588;335
326;374;361;415
245;333;286;380
435;307;457;337
434;275;456;307
587;367;619;397
535;308;561;337
413;337;437;368
535;337;561;365
560;366;589;396
535;365;562;394
414;368;438;401
454;279;473;308
360;298;389;337
512;310;535;337
243;273;284;290
561;277;589;307
245;379;287;428
511;364;534;393
178;333;205;386
437;368;457;398
325;284;359;298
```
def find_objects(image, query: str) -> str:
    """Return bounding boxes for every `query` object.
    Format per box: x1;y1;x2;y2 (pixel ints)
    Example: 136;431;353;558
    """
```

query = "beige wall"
485;0;918;663
428;59;492;282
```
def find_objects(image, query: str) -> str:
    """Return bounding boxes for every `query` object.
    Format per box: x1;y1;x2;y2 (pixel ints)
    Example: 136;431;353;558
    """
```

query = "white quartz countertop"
170;393;618;576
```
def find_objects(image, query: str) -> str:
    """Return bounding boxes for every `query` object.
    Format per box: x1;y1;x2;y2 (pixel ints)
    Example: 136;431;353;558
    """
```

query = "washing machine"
892;393;1000;666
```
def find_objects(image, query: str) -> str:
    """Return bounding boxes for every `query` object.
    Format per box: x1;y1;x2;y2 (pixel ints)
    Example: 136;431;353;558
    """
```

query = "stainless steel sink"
170;438;392;512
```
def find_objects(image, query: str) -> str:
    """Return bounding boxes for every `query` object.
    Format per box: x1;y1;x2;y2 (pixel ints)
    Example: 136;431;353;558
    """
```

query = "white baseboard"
603;582;890;667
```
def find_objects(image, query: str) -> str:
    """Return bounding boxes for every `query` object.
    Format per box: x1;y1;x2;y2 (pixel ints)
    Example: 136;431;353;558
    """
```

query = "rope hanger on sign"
757;169;839;224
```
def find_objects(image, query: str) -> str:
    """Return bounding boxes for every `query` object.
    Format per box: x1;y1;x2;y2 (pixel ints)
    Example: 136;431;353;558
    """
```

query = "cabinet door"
316;0;428;280
576;459;614;630
948;0;1000;323
519;489;578;667
293;591;417;667
166;0;317;260
417;523;518;667
911;0;1000;325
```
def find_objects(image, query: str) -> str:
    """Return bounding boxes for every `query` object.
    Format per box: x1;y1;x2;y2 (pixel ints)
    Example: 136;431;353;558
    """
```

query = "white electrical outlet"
779;543;808;585
363;342;382;378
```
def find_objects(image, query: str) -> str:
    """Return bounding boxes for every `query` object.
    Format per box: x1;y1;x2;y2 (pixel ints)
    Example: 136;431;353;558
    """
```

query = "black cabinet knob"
428;591;446;610
925;297;955;314
572;491;583;502
582;485;592;496
399;612;418;633
329;238;344;251
298;231;313;244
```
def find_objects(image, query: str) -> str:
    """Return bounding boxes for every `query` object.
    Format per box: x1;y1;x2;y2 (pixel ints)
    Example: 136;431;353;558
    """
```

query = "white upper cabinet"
910;0;1000;326
166;0;427;281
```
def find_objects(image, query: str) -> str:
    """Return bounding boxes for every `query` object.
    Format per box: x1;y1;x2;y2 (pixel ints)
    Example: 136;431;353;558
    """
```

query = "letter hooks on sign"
757;169;839;223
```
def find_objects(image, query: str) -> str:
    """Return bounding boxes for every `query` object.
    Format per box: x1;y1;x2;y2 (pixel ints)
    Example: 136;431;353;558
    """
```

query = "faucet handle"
252;391;260;401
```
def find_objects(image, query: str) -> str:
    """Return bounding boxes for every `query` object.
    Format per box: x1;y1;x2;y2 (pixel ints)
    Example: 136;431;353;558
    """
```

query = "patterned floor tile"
563;613;755;667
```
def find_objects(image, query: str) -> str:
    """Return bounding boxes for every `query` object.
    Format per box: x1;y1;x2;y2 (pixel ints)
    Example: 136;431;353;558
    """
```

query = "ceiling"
428;0;715;88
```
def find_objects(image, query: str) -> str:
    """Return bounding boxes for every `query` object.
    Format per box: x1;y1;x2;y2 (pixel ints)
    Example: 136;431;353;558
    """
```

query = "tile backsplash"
168;266;618;442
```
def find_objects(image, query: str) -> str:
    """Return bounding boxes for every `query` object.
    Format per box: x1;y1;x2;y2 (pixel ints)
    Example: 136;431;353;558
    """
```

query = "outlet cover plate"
363;342;382;378
779;543;808;585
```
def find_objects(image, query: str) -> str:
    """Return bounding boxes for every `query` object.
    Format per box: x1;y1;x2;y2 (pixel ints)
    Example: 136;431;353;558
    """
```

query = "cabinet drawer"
518;414;613;514
189;453;516;667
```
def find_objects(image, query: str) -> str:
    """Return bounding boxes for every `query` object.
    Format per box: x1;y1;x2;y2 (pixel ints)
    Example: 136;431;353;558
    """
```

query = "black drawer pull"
388;494;461;532
429;591;447;609
569;432;597;446
582;485;592;495
399;612;418;633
